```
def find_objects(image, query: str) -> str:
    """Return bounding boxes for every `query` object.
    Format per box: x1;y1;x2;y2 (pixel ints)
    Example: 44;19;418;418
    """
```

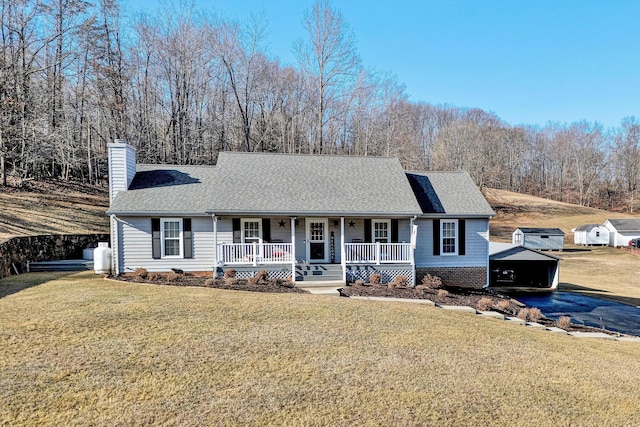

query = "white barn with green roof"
106;142;495;288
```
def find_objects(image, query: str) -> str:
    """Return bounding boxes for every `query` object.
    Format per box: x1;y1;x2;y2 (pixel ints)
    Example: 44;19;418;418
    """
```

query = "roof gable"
406;171;494;216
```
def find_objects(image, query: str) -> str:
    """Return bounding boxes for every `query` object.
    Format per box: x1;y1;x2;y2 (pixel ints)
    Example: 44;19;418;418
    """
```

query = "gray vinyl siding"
414;218;489;268
522;235;564;250
118;216;215;272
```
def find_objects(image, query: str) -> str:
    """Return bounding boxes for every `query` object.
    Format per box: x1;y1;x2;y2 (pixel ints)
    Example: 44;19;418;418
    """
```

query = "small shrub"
414;284;426;295
166;272;180;283
204;278;214;287
247;277;257;286
528;307;542;322
369;273;382;285
495;300;511;312
387;282;396;289
393;275;408;288
133;267;148;280
437;289;449;298
355;279;365;287
422;274;442;289
557;316;572;329
477;297;494;311
255;270;269;285
517;308;531;322
148;272;162;281
224;268;236;279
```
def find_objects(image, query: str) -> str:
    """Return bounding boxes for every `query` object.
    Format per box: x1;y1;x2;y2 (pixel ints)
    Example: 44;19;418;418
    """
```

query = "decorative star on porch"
348;220;356;228
278;220;286;228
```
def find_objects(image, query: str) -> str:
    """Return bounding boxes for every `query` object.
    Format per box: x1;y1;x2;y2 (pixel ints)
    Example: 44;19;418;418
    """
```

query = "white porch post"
291;217;296;283
410;216;416;287
375;241;381;265
341;217;346;282
212;215;218;277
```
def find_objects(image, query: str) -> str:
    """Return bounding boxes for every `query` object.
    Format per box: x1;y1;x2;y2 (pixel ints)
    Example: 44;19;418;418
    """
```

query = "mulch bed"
113;272;607;334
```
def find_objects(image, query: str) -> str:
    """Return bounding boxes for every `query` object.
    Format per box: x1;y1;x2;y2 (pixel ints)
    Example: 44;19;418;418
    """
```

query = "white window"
373;220;391;243
242;218;262;244
161;218;183;257
441;220;457;255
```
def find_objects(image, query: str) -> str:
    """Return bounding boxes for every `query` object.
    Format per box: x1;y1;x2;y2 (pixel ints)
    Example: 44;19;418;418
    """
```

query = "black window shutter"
151;218;161;259
232;218;241;243
183;218;193;258
391;219;399;243
364;219;372;243
458;220;465;256
262;218;271;242
433;219;440;256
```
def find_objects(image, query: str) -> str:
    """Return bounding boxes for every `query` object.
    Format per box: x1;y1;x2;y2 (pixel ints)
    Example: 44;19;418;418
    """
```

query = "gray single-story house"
489;242;560;289
512;227;565;251
106;142;495;288
603;219;640;247
573;224;609;246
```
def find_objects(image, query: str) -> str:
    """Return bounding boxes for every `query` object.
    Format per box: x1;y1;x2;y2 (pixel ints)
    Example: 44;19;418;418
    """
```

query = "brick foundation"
416;267;487;289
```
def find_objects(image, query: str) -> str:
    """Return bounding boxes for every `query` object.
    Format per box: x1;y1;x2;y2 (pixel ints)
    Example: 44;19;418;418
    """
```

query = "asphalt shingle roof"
406;171;495;216
211;152;422;216
107;164;217;215
606;219;640;233
107;152;495;218
515;228;565;235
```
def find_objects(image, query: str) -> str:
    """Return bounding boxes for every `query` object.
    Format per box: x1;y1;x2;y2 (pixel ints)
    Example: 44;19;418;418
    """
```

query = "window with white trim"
373;220;391;243
242;218;262;244
161;218;183;257
441;220;457;255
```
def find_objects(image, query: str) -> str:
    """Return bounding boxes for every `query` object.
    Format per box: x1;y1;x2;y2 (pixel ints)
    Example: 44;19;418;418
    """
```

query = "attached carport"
489;243;560;289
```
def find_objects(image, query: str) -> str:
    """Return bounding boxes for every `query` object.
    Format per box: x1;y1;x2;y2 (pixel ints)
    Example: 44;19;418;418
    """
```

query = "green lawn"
2;272;640;426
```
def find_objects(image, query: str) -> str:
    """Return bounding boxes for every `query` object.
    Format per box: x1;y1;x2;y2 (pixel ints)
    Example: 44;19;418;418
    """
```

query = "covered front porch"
212;216;416;285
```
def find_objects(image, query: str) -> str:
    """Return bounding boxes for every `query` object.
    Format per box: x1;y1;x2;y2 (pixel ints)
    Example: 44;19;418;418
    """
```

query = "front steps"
295;264;344;296
295;263;344;282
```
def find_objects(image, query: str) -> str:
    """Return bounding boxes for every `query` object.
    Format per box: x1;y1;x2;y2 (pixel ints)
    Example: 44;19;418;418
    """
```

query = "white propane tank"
93;242;111;274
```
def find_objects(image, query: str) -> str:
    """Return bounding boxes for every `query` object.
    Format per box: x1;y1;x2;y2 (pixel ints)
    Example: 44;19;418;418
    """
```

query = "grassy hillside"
0;181;109;241
1;272;640;426
484;188;638;242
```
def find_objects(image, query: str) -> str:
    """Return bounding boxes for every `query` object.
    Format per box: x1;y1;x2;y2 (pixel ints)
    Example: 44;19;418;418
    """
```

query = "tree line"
2;0;639;211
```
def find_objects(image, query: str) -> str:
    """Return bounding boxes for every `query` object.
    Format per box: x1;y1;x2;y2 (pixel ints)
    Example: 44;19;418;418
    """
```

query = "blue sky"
128;0;640;129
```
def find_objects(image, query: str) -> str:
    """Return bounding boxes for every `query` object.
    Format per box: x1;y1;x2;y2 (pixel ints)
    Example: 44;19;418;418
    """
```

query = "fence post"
375;241;381;265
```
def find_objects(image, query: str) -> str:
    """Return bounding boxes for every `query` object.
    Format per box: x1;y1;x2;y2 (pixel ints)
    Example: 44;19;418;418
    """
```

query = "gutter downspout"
341;217;346;283
110;214;120;276
211;214;218;278
290;217;297;284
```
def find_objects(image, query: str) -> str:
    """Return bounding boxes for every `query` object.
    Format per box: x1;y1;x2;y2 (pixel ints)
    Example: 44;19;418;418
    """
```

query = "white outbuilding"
603;219;640;247
512;227;565;251
572;224;609;246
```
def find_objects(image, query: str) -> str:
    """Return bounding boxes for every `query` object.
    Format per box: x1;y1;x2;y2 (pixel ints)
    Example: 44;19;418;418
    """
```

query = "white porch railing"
345;242;412;265
218;243;293;266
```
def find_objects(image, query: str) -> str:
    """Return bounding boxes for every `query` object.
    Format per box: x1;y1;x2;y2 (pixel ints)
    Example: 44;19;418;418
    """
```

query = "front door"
306;218;328;263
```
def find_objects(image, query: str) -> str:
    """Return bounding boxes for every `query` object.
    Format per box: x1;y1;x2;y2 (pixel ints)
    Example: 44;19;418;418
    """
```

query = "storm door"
306;218;329;263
